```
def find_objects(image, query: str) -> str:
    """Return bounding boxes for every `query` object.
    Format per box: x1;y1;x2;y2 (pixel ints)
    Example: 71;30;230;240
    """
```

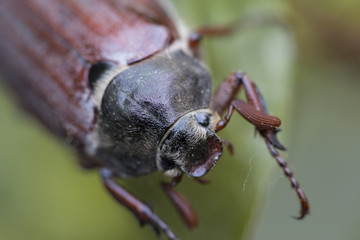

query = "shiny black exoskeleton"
98;50;222;178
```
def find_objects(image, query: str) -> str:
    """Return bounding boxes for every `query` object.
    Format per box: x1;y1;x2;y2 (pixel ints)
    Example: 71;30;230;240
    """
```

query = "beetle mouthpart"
157;109;223;178
179;133;223;178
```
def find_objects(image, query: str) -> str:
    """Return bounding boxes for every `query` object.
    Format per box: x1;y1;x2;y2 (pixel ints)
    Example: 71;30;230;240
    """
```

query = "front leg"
210;72;309;219
161;175;198;229
100;168;177;240
211;72;284;148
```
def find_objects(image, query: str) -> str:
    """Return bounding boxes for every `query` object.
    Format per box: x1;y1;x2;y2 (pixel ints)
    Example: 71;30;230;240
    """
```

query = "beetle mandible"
0;0;309;239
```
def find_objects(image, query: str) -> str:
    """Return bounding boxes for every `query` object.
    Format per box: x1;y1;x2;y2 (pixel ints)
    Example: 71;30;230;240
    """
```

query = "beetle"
0;0;309;239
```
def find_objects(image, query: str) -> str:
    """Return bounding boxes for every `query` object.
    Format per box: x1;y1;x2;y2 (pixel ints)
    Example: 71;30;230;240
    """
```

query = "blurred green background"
1;0;359;240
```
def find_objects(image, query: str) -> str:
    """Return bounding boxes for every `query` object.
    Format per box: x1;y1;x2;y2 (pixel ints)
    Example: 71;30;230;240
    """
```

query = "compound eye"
195;112;210;127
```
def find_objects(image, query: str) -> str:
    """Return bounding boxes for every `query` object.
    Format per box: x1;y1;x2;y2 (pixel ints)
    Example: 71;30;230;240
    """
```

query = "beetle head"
157;109;223;178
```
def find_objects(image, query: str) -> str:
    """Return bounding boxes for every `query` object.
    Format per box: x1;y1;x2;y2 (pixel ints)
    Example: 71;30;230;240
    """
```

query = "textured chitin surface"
0;0;175;149
99;50;212;177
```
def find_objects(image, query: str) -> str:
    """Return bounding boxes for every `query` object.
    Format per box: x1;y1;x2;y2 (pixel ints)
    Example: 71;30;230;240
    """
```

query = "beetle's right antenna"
210;72;310;219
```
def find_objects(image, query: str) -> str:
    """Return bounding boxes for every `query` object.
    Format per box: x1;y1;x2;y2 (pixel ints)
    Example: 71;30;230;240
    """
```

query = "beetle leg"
216;99;281;132
212;72;282;133
263;136;309;219
211;72;310;219
170;174;183;187
188;24;236;57
161;180;198;229
221;139;234;155
189;14;287;57
100;168;177;240
188;23;237;58
193;178;210;185
210;72;242;116
162;175;198;229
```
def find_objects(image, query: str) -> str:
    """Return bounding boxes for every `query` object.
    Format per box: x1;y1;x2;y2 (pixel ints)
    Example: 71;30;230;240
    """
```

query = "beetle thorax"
93;49;215;177
156;109;223;178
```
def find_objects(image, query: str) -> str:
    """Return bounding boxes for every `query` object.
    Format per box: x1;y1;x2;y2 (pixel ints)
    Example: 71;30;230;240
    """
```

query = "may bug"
0;0;309;239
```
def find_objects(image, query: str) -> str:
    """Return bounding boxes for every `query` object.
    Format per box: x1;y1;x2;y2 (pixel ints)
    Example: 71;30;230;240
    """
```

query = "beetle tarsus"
100;168;177;240
266;129;286;151
262;137;310;219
